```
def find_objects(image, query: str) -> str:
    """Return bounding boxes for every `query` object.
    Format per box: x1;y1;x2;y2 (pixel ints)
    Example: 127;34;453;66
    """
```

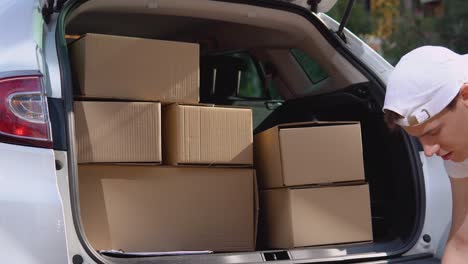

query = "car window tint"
267;80;282;100
291;48;328;84
227;53;264;98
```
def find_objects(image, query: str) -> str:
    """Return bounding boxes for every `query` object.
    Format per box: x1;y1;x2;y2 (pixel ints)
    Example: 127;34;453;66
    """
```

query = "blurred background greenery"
328;0;468;65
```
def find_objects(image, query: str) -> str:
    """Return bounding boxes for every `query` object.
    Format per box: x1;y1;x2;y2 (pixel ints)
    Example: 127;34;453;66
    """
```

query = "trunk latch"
263;251;291;261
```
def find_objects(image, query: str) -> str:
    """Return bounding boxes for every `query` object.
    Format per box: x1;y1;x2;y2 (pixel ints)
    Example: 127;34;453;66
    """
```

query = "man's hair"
384;94;459;129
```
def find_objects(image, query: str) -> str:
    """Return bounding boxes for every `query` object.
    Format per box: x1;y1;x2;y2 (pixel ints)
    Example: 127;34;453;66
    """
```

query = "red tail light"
0;76;52;148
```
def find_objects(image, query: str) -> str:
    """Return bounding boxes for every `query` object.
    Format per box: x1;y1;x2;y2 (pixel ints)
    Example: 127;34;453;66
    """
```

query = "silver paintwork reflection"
0;143;67;263
0;0;42;73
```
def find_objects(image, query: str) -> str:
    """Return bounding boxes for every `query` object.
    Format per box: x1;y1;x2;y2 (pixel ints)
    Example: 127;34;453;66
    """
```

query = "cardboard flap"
253;171;259;247
286;189;294;248
254;126;283;189
69;36;87;95
261;188;293;248
162;104;180;165
289;180;367;189
276;121;360;129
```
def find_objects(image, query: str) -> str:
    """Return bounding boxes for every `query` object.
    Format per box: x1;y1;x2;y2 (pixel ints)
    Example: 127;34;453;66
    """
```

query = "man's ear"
460;84;468;106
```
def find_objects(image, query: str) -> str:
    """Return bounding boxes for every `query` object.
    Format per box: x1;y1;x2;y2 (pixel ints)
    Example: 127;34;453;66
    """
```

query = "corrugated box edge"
69;36;87;96
70;33;200;103
261;188;294;249
289;184;373;247
253;170;259;248
162;104;180;166
276;121;360;129
75;101;162;163
278;121;365;185
254;126;284;189
168;103;253;166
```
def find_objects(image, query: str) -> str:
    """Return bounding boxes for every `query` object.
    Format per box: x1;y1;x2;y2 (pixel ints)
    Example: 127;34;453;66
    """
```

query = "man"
383;46;468;263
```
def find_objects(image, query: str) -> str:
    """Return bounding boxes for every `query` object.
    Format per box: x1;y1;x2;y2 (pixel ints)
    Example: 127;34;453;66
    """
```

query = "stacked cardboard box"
71;34;257;253
71;33;372;253
162;103;253;166
70;33;199;103
254;122;373;248
79;165;257;252
74;101;162;164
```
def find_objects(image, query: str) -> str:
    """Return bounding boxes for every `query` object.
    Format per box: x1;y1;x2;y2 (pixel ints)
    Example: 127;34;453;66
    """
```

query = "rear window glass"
227;53;264;98
201;51;283;101
290;49;328;84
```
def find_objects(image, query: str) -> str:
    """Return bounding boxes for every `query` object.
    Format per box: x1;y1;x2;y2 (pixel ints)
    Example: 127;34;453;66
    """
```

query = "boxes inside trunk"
64;6;419;263
71;33;373;253
254;121;365;188
261;184;372;248
69;33;199;103
162;103;253;166
79;165;258;252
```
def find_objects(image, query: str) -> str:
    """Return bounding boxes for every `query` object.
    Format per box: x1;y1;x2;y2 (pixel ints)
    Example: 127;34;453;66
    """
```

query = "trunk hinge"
41;0;55;24
56;0;66;11
336;0;355;43
42;0;66;24
276;0;316;12
306;0;318;12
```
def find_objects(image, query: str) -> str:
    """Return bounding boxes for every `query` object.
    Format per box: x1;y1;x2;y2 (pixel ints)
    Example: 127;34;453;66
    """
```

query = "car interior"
60;0;422;263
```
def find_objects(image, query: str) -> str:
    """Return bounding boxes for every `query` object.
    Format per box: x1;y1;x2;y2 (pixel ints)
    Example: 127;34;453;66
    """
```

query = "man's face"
404;86;468;162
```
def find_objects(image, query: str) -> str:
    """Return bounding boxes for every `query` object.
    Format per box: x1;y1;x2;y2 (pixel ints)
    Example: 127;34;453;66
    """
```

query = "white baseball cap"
383;46;468;126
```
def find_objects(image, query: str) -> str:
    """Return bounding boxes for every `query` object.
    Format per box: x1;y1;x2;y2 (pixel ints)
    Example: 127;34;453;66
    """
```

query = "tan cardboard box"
69;33;199;103
79;165;258;252
254;122;365;189
75;101;161;163
162;104;253;166
261;184;373;248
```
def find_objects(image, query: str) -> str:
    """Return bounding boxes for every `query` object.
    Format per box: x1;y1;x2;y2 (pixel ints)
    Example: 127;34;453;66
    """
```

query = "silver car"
0;0;448;263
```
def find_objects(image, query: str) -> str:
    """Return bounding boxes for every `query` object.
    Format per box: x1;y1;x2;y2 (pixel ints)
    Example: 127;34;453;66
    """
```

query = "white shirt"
444;159;468;178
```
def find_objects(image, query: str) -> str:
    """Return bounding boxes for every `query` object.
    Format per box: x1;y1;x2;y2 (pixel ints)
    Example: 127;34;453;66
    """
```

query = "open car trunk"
58;0;425;263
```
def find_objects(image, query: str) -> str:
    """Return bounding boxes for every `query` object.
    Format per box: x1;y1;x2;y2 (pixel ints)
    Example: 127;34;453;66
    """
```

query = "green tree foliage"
328;0;374;35
437;0;468;54
384;0;468;64
329;0;468;65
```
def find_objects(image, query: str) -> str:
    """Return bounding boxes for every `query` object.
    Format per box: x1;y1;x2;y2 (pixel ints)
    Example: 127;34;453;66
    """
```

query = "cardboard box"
69;33;199;103
261;184;372;248
162;104;253;166
74;101;161;163
79;165;258;252
254;122;365;189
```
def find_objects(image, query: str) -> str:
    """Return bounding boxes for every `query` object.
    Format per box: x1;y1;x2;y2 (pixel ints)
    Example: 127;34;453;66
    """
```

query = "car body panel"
55;150;108;264
0;0;449;263
317;13;394;86
0;0;69;263
405;153;451;259
317;12;451;258
44;13;63;99
282;0;337;13
0;0;42;74
0;143;68;263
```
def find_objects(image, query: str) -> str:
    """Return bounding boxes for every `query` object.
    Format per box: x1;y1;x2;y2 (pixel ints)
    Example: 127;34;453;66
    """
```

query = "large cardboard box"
261;184;373;248
79;165;258;252
162;104;253;166
69;33;199;103
75;101;161;163
254;122;365;189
